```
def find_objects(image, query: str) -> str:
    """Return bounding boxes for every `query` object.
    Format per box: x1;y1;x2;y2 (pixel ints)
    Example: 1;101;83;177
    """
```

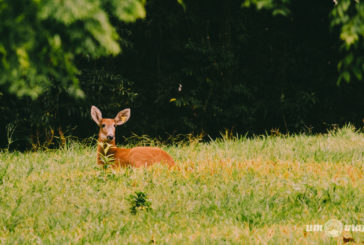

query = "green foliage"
331;0;364;83
331;0;363;48
128;191;152;215
0;0;145;99
243;0;364;84
1;0;364;149
243;0;291;16
98;142;115;170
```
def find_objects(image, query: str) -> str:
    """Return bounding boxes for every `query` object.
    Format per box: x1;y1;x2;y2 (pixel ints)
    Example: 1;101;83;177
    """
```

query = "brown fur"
93;110;175;168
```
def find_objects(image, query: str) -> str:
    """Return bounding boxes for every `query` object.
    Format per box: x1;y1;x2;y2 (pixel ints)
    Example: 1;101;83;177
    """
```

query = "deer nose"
107;135;114;141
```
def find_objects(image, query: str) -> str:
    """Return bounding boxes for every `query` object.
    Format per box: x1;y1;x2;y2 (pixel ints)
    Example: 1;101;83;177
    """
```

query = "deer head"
91;106;131;142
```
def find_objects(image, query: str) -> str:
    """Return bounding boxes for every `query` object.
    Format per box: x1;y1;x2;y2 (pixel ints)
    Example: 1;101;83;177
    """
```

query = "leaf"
339;71;351;84
273;8;290;16
16;48;30;69
344;53;354;65
352;67;362;80
177;0;186;11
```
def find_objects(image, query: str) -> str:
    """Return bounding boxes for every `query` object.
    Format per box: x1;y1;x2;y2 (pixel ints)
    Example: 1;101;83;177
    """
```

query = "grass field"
0;126;363;244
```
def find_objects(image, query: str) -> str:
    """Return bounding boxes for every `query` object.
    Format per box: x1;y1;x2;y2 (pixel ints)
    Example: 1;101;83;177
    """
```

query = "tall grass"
0;126;363;244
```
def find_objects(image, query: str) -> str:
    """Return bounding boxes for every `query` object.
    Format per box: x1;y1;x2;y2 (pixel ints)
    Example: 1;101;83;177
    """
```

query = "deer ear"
91;106;103;125
115;108;131;126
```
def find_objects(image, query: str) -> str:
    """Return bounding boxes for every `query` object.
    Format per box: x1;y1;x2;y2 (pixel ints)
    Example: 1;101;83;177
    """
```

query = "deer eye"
102;124;105;128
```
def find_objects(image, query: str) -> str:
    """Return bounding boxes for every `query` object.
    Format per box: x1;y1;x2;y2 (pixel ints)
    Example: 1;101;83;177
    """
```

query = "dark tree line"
1;0;363;149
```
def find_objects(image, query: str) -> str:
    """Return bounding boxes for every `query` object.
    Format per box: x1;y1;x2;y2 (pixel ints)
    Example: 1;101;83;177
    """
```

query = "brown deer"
91;106;175;168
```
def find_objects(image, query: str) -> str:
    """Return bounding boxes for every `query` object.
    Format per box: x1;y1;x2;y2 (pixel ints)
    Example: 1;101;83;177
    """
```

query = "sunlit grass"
0;126;363;244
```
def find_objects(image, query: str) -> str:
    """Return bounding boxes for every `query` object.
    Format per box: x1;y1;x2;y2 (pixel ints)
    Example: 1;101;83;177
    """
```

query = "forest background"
1;0;364;149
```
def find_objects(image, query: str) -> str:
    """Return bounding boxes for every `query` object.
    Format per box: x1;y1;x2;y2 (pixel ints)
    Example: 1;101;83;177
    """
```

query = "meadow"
0;126;363;244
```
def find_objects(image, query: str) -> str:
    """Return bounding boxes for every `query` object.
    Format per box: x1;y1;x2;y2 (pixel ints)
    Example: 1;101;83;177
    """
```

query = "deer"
91;106;175;168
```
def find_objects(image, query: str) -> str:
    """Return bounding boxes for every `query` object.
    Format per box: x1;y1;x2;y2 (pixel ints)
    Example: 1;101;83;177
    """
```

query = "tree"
0;0;145;99
243;0;364;84
331;0;364;83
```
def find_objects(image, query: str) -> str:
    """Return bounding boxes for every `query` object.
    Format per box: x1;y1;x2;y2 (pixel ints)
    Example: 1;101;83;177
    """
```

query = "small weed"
98;142;115;170
128;191;152;215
